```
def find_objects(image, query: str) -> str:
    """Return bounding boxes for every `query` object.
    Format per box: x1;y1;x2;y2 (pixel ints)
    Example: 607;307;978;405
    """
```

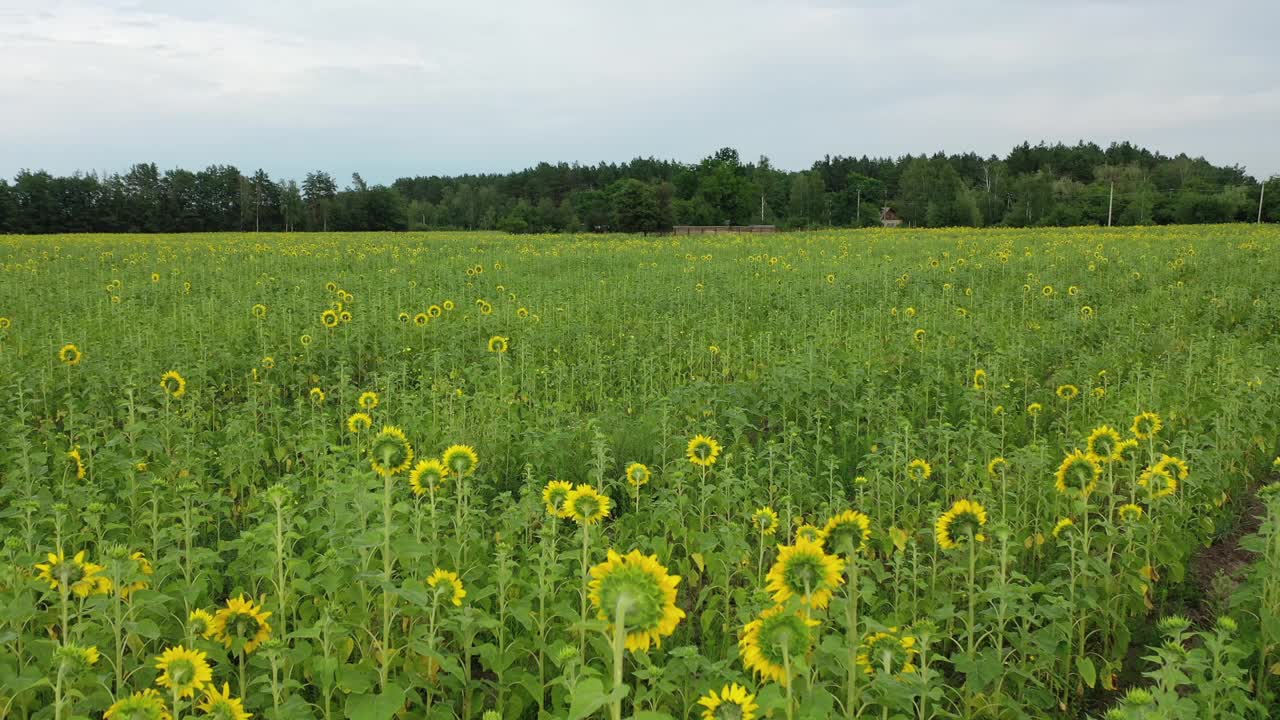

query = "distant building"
672;225;776;235
880;207;903;228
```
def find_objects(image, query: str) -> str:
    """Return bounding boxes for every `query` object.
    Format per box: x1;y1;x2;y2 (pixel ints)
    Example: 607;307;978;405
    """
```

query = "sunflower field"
2;225;1280;720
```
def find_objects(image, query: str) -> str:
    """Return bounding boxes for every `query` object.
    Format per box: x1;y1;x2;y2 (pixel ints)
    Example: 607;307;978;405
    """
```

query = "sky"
1;0;1278;184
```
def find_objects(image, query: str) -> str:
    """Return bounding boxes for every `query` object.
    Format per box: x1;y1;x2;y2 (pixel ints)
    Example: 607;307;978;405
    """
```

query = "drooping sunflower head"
913;328;926;346
739;605;820;687
1154;454;1189;481
34;550;112;597
1056;384;1079;401
154;645;213;699
160;370;186;399
697;682;759;720
856;628;918;676
986;457;1007;477
442;444;479;477
58;343;83;366
369;426;414;477
427;568;466;606
1118;503;1145;523
751;507;780;536
765;537;845;609
686;435;722;467
625;462;651;487
197;683;251;720
588;549;685;652
1055;450;1101;498
309;387;325;405
905;459;932;482
1086;425;1124;463
251;303;267;319
972;368;987;390
1138;466;1178;501
1052;517;1076;539
68;446;87;480
54;643;100;674
565;484;611;525
934;498;988;551
1027;402;1043;417
210;595;273;655
542;480;574;517
346;412;373;434
187;609;215;638
1131;412;1163;440
487;335;509;353
358;391;379;410
409;459;448;497
103;689;171;720
820;510;872;556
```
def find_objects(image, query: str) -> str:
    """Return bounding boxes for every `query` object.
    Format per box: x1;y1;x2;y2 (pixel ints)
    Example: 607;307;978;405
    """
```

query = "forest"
1;141;1274;234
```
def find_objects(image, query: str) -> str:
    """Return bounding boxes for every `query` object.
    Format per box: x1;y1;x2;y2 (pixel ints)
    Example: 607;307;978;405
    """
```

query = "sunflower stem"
783;642;794;720
610;600;628;720
845;556;860;719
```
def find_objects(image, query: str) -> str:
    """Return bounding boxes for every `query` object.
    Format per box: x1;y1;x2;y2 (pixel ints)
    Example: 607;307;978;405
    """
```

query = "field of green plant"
2;225;1280;720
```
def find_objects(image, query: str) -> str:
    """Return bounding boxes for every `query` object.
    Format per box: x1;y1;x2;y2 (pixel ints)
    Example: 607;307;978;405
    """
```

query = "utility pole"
761;194;765;224
1107;181;1114;227
856;188;862;226
1260;180;1267;224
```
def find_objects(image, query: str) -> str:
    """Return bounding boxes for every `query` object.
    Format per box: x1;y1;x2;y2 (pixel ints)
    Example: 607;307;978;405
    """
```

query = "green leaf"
344;682;406;720
567;678;609;720
1076;655;1097;689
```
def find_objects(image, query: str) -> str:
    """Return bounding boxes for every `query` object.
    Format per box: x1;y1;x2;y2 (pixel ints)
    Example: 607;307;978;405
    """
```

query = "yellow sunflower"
1086;425;1124;463
751;507;780;536
187;609;215;638
428;304;443;318
934;499;988;550
68;446;86;480
119;551;153;599
197;683;251;720
1138;466;1177;500
427;568;467;606
58;343;83;366
972;368;987;390
987;457;1007;476
588;549;685;652
320;309;339;328
625;462;651;487
542;480;574;517
251;303;267;319
309;387;325;404
856;628;918;676
905;459;932;482
686;435;722;467
443;300;455;311
368;426;414;477
1027;402;1043;417
564;484;611;525
346;412;373;433
1131;412;1163;440
1118;503;1145;523
1154;454;1189;481
764;537;845;609
154;645;213;699
793;523;821;543
358;391;379;409
104;689;171;720
1052;518;1076;539
34;550;112;597
1056;384;1079;401
442;444;480;477
487;335;509;353
339;310;352;323
210;595;273;655
1055;450;1101;498
409;459;448;496
160;370;186;399
697;683;758;720
413;312;428;326
739;605;819;686
820;510;872;556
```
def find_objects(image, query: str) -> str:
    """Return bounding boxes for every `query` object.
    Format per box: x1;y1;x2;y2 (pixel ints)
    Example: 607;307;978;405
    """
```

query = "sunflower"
934;499;988;550
358;391;379;409
752;507;780;536
309;387;325;404
913;328;926;345
1055;450;1101;498
442;444;479;477
625;462;651;487
1154;454;1189;481
325;281;338;292
1138;466;1177;500
987;457;1007;476
1131;412;1163;440
1114;438;1140;463
905;459;932;482
54;643;100;674
369;426;414;477
739;605;819;686
686;435;722;467
160;371;186;399
478;300;493;315
210;595;273;654
104;689;172;720
197;683;251;720
34;550;112;597
820;510;872;556
443;300;455;311
339;310;352;323
261;356;275;370
320;309;339;328
119;551;153;599
68;446;86;480
697;683;758;720
1118;503;1145;523
427;568;466;606
1052;517;1076;538
187;609;215;638
0;316;11;329
793;523;821;543
413;312;428;326
154;645;213;699
1027;402;1043;417
1056;384;1079;401
59;343;83;366
429;304;443;318
346;412;373;433
251;303;267;319
1086;425;1124;463
564;484;611;525
1081;305;1094;318
764;537;845;609
543;480;574;517
487;335;509;353
588;549;685;652
517;307;529;318
409;459;448;496
856;628;918;676
972;368;987;390
397;311;411;324
299;334;313;347
1042;285;1054;297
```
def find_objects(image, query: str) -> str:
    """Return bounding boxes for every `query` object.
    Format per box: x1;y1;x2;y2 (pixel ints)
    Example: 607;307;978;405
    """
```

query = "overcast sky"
1;0;1277;184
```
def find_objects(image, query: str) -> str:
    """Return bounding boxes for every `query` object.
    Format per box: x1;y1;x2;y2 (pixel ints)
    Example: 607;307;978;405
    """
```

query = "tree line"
2;141;1275;234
